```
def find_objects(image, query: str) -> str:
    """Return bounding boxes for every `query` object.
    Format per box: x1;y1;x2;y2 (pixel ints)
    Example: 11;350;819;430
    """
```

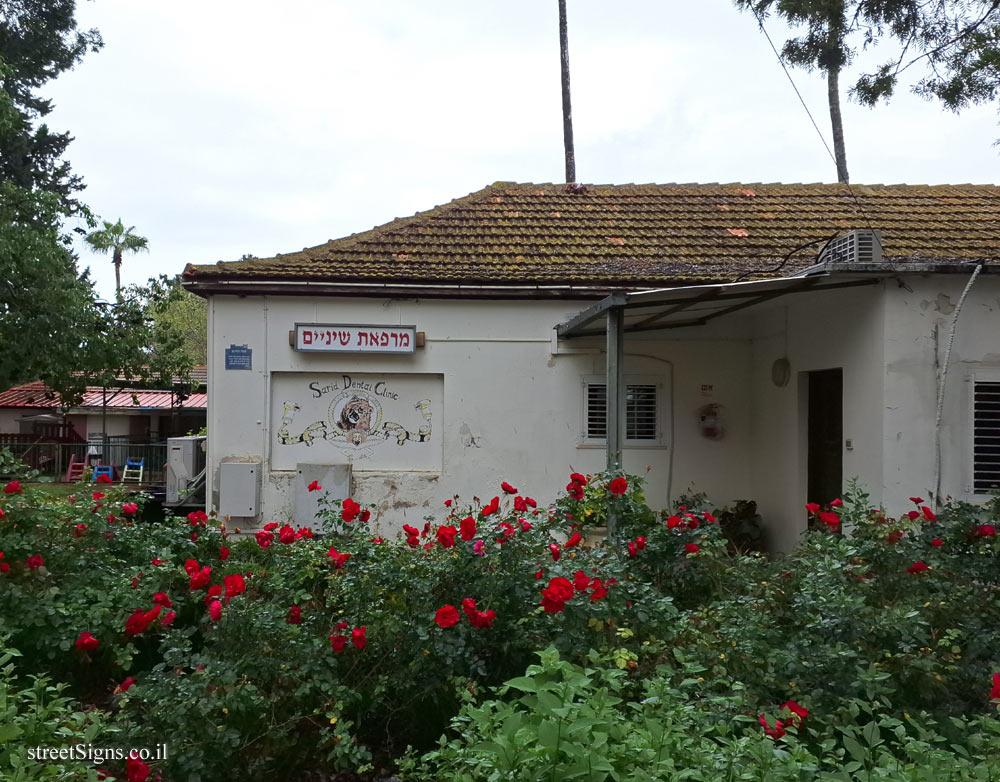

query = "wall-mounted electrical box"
218;461;260;517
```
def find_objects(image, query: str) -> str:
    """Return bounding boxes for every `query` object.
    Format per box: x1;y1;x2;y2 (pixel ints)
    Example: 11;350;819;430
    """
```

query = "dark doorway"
807;368;843;506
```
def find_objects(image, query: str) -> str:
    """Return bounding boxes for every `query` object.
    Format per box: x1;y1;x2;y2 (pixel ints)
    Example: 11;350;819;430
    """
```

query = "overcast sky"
45;0;1000;300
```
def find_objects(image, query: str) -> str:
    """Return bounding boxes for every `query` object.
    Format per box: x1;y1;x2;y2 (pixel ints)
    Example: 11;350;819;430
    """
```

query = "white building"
183;182;1000;552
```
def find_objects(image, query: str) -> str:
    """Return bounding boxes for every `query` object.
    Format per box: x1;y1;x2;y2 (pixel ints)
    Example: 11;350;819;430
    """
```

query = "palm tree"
84;219;149;296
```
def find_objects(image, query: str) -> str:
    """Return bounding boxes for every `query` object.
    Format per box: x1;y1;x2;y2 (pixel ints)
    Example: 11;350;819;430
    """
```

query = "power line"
748;7;887;258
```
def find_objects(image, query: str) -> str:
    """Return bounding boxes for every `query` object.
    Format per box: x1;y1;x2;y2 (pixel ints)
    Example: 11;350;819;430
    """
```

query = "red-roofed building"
182;182;1000;550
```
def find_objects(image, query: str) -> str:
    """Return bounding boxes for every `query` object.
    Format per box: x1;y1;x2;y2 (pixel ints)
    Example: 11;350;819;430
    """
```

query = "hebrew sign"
293;323;416;354
270;372;442;471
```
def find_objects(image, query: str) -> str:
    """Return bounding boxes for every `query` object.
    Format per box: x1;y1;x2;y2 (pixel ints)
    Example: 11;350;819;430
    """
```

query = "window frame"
971;372;1000;497
581;374;666;448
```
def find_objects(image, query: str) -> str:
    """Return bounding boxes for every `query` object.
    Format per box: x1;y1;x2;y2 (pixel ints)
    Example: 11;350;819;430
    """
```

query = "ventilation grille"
974;381;1000;494
585;383;658;441
819;230;883;266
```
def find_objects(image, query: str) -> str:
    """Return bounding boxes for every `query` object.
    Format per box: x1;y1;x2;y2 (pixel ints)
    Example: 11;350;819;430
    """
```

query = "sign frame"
292;323;418;354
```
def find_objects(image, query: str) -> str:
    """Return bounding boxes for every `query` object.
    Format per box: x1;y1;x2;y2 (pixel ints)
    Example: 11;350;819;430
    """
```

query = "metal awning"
556;270;881;542
555;271;879;339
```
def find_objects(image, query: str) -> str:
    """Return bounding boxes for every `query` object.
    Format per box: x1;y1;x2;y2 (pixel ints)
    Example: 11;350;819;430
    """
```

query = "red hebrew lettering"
400;332;410;347
325;330;334;345
302;330;313;344
357;332;369;346
379;332;389;347
367;331;380;346
337;330;351;346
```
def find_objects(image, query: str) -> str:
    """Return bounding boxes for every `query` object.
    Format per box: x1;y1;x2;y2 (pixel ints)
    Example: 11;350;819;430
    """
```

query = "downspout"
934;264;983;510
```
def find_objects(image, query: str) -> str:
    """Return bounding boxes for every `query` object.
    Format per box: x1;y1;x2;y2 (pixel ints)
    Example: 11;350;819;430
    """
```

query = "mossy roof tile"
184;182;1000;288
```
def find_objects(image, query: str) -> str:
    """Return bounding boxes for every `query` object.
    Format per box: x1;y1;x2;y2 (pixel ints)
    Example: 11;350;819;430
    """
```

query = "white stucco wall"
882;273;1000;511
204;274;998;547
206;295;755;532
748;282;886;553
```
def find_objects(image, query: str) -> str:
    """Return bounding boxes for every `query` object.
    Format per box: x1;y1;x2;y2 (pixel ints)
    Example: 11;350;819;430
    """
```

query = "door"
807;368;843;506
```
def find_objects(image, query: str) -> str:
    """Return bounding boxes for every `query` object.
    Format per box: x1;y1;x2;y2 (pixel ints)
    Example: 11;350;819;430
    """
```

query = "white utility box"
295;464;351;531
165;436;207;506
218;461;260;517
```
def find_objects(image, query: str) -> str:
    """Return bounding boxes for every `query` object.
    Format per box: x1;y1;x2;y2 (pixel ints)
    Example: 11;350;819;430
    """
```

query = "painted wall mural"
269;373;443;471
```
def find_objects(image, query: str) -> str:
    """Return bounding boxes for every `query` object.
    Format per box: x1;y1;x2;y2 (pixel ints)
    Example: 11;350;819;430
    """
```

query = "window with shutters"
973;380;1000;494
582;376;663;446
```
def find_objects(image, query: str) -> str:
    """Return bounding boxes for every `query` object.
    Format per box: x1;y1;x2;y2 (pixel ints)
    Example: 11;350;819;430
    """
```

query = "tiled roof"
0;382;206;411
183;182;1000;290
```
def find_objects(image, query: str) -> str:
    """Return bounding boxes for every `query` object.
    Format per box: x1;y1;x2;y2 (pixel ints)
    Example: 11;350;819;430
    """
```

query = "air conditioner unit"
166;435;207;506
819;229;883;266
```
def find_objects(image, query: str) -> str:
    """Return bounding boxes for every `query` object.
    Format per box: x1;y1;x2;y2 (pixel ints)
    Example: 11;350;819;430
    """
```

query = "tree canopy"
0;1;191;405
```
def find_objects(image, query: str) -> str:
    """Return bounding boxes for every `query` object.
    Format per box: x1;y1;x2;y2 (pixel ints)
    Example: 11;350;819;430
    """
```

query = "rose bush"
2;453;1000;780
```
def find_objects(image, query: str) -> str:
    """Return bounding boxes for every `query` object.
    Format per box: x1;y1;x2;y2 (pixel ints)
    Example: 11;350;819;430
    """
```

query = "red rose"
805;502;820;514
589;579;609;601
481;496;500;517
570;473;587;486
460;516;477;541
119;676;135;692
184;559;200;576
819;511;840;531
666;515;681;529
627;541;638;558
990;672;1000;701
187;510;208;526
921;506;937;521
513;496;527;512
73;523;87;537
685;543;700;555
759;715;786;739
126;753;150;782
255;530;274;548
277;524;295;544
26;554;44;570
975;524;996;537
909;496;925;504
830;498;843;507
351;625;367;650
549;543;561;562
161;611;176;627
328;547;351;569
565;532;582;548
122;502;138;516
544;577;574;603
152;592;172;608
3;480;22;494
75;631;99;651
264;522;279;531
781;700;808;726
608;476;628;496
341;497;361;522
189;566;211;591
330;633;347;653
444;499;452;507
501;481;518;494
886;531;903;544
906;510;921;520
307;480;322;492
124;605;161;636
223;574;246;600
573;570;591;592
436;525;458;548
703;512;717;523
359;509;371;523
906;561;929;574
209;600;222;622
434;605;460;628
220;546;230;561
462;598;496;628
931;538;944;547
287;605;301;624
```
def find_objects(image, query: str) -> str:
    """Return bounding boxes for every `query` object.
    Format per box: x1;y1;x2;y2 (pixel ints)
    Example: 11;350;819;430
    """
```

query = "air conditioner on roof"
819;229;883;266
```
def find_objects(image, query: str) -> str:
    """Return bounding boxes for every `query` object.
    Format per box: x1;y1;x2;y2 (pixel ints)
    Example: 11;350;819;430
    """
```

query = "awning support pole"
606;305;624;541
